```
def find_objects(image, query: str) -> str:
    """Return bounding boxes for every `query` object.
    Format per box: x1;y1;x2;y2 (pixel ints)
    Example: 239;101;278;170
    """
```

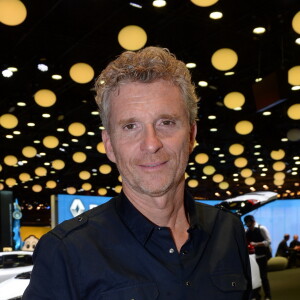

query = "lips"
139;161;167;168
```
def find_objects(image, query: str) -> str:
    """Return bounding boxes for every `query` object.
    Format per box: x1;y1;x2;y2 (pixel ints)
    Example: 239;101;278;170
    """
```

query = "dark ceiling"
1;0;300;214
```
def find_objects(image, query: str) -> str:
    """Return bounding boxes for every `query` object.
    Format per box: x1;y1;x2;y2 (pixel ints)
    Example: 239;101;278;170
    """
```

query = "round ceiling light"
68;122;86;136
4;155;18;166
99;164;112;174
224;92;245;109
211;48;238;71
43;136;59;148
32;184;42;192
67;187;76;194
235;120;253;135
274;172;286;181
219;181;229;190
0;113;18;129
22;146;37;158
287;128;300;141
72;152;87;163
212;174;224;183
272;161;286;171
274;179;284;186
96;142;106;154
245;177;256;186
240;168;252;178
287;103;300;120
288;66;300;86
34;89;56;107
118;25;147;50
292;11;300;34
190;0;219;7
19;172;31;182
270;149;285;160
5;178;17;187
35;167;47;177
69;63;95;84
229;143;244;156
195;153;209;164
98;188;107;196
79;171;91;180
188;179;199;188
52;159;65;170
46;180;57;189
82;182;92;191
203;165;216;175
114;185;122;193
234;157;248;168
0;0;27;26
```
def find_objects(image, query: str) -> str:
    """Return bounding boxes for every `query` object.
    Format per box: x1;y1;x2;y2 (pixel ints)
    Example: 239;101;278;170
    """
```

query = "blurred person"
244;215;272;300
289;234;300;267
23;46;251;300
275;234;290;257
289;234;300;249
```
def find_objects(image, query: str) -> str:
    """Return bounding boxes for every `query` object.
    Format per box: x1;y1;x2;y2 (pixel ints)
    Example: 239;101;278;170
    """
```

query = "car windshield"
0;254;33;269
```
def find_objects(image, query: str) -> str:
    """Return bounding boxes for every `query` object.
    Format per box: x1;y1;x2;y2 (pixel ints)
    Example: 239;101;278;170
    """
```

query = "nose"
140;124;163;153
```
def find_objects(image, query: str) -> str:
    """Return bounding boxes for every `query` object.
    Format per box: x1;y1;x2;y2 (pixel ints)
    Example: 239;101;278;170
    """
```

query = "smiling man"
23;47;251;299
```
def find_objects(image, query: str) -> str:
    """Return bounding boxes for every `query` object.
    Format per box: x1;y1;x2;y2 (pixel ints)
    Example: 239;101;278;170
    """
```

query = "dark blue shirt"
23;192;251;299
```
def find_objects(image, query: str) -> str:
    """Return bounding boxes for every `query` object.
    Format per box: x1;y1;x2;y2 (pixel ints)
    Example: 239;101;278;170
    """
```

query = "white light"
87;131;95;136
91;111;99;115
224;71;235;76
295;37;300;45
13;131;21;135
42;113;51;118
2;69;13;78
37;64;48;72
210;128;218;132
291;85;300;91
57;128;64;132
210;11;223;20
254;152;260;155
255;77;263;82
263;111;271;116
129;2;142;8
208;115;216;119
281;138;288;142
52;74;62;80
86;146;92;149
186;62;197;68
253;27;266;34
254;145;261;148
7;67;18;72
152;0;166;8
17;102;26;106
6;135;13;139
27;122;35;127
198;81;208;87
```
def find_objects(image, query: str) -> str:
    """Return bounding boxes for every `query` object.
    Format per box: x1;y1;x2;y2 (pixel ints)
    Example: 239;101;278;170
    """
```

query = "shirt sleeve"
22;232;81;300
259;225;271;247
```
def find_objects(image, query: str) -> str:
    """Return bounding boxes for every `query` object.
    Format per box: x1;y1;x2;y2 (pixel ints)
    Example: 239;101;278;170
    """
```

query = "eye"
123;123;136;130
161;120;175;126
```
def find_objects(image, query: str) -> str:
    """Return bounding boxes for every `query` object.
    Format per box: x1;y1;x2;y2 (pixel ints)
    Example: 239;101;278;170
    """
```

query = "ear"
189;123;197;154
101;130;116;163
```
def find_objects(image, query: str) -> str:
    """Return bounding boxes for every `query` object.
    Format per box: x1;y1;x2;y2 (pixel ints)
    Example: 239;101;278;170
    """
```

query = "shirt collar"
115;191;199;245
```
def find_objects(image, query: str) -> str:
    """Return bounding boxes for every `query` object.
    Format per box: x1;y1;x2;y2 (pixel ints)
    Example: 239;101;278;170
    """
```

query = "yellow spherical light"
235;120;253;135
0;0;27;26
114;185;122;193
245;177;256;186
190;0;219;7
118;25;147;50
195;153;209;164
288;66;300;86
292;11;300;34
68;122;86;136
46;180;57;189
0;183;4;190
272;161;286;171
32;184;42;192
79;171;91;180
224;92;245;109
274;172;286;181
203;165;216;175
188;179;199;188
82;182;92;191
219;181;229;190
0;113;18;129
234;157;248;168
211;48;238;71
69;63;95;84
270;149;285;160
0;164;2;172
34;89;56;107
96;142;106;154
287;104;300;120
118;175;122;182
67;187;76;194
4;155;18;166
98;188;107;196
72;152;87;163
5;177;17;187
229;143;244;156
43;136;59;148
99;164;112;174
274;179;284;186
52;159;65;170
22;146;37;158
19;172;30;182
35;167;47;176
240;168;252;178
212;174;224;183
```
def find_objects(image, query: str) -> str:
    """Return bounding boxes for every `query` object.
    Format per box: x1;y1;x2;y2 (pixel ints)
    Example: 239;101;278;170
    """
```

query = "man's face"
245;220;255;230
102;80;197;198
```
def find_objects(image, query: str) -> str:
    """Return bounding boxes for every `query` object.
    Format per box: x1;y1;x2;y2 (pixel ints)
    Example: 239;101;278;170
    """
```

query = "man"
289;234;300;267
23;47;251;299
244;215;272;300
289;234;300;249
275;234;290;257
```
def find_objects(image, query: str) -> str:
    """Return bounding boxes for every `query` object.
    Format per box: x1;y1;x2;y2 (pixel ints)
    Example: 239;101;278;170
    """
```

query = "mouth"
139;161;167;169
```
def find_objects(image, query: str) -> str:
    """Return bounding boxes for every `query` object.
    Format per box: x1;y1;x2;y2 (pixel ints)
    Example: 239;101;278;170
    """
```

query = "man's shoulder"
51;197;118;239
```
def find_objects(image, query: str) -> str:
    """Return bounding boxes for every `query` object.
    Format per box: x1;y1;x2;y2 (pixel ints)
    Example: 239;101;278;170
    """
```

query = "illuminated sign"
57;194;111;224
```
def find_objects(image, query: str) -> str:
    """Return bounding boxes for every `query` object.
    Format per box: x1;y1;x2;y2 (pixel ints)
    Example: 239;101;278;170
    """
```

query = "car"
0;271;31;300
0;251;33;283
215;191;277;216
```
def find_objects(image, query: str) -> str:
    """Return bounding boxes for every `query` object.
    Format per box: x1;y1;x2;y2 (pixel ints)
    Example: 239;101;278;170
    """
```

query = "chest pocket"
210;273;248;292
99;282;159;300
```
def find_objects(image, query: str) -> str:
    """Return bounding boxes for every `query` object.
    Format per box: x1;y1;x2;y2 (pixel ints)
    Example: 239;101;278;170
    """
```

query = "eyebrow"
118;113;181;126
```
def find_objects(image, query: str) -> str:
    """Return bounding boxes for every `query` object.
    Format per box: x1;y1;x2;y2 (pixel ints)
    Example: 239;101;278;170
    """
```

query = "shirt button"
181;250;188;255
185;281;192;286
169;248;175;254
